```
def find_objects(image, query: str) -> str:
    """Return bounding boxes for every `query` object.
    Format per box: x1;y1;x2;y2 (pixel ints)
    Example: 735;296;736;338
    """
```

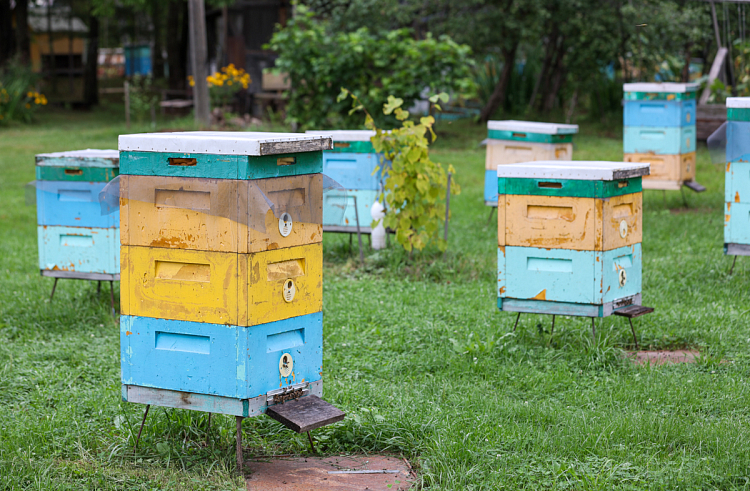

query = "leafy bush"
127;74;160;123
267;4;473;129
0;61;46;124
339;88;460;252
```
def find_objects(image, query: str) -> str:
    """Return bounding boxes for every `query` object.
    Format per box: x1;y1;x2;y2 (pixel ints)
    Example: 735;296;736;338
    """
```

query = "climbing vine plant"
338;88;460;252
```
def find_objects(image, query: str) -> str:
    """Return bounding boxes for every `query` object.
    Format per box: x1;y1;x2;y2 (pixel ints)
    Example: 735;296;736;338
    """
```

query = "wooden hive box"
497;160;650;317
306;130;387;229
623;83;699;191
725;98;750;256
118;131;332;417
484;121;578;206
35;149;120;276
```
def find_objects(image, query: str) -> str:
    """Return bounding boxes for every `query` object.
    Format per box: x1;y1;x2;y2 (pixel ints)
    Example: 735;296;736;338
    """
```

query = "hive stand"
497;161;654;346
118;131;346;472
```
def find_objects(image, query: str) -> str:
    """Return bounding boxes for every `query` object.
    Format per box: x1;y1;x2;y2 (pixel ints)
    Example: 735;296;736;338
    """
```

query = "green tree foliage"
339;88;460;253
267;5;473;129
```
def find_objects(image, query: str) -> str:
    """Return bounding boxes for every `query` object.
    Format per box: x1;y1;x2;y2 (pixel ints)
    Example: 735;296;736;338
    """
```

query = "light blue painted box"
322;189;378;228
623;99;695;127
725;202;750;245
38;225;120;274
322;152;381;190
498;244;642;317
120;312;323;401
623;126;696;154
485;169;499;204
726;121;750;164
36;180;119;228
725;161;750;204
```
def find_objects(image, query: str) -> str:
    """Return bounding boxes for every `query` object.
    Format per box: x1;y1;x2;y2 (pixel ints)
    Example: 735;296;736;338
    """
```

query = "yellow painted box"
120;243;322;326
485;140;572;171
497;193;642;251
120;174;322;253
623;152;696;190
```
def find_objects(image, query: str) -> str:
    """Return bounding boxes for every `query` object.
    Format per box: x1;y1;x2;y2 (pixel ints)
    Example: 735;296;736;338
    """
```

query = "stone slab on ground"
627;350;699;366
245;454;414;491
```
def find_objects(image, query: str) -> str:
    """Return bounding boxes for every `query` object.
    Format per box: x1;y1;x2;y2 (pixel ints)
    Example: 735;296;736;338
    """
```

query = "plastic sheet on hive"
25;180;110;207
102;174;345;252
707;120;750;165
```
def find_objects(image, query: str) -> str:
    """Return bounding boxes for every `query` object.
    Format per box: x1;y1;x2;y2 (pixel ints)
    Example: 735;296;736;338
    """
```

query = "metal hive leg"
629;318;639;350
512;312;521;332
49;278;59;301
729;255;738;275
591;317;596;343
307;431;317;453
236;416;244;472
134;404;150;454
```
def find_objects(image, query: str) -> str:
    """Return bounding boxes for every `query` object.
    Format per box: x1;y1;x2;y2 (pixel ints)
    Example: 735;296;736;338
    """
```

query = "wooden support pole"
188;0;210;127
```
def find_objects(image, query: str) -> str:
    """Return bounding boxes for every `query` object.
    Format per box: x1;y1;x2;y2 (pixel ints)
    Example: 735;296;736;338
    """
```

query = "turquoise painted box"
724;99;750;253
623;99;696;127
36;180;119;228
725;202;750;245
307;130;384;191
486;120;578;144
322;189;378;228
485;169;499;204
120;312;322;401
38;225;120;274
118;132;331;179
623;126;696;154
725;160;750;204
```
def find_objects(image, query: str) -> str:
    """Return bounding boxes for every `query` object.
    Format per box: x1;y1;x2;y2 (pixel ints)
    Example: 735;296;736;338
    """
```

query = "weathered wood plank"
266;395;345;433
726;243;750;256
41;269;119;281
259;138;332;156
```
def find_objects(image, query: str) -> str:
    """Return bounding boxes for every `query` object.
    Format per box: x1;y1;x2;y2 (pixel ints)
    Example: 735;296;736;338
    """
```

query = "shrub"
339;88;460;253
0;61;47;124
267;4;473;129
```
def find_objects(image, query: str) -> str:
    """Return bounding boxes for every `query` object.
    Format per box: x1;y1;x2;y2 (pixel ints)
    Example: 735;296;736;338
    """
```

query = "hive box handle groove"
64;168;83;175
266;328;305;353
155;261;211;282
155;331;210;354
168;158;197;166
527;257;573;272
267;259;305;281
277;157;296;166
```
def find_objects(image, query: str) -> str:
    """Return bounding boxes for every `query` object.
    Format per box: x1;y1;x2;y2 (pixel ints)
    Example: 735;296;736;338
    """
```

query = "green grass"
1;106;749;490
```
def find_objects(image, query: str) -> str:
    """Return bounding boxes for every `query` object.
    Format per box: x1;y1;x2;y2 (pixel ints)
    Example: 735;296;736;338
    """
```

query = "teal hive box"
725;98;750;257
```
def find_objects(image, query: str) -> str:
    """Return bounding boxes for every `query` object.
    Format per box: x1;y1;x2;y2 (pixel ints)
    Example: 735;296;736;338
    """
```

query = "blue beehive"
117;132;344;452
35;149;120;278
622;82;700;191
306;130;385;229
725;98;750;257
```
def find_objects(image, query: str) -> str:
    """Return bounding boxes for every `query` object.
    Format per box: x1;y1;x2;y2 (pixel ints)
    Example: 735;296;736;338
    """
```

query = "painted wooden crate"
623;99;696;127
623;126;696;155
725;98;750;252
307;130;383;191
497;161;650;317
623;152;696;190
322;189;378;228
622;82;699;101
121;312;322;400
484;121;578;205
120;174;323;253
120;243;322;326
38;225;120;274
36;180;119;228
35;149;119;175
118;131;331;179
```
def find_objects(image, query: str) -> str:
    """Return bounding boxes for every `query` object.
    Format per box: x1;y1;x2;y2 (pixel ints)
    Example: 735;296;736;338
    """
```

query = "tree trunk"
0;0;14;65
528;26;558;112
83;14;99;107
681;43;693;83
542;36;566;113
15;0;30;64
167;0;188;91
479;43;518;122
151;0;165;79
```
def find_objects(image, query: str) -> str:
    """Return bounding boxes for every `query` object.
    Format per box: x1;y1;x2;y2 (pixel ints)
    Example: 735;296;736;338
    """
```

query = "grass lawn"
1;105;749;490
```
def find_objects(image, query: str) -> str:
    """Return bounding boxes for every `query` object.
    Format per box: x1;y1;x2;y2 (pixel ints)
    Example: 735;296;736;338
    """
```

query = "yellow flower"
25;103;31;109
27;91;34;97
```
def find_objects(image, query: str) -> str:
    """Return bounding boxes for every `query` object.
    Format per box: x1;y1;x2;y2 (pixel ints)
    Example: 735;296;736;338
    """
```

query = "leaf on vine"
336;88;350;102
383;95;404;115
420;115;435;127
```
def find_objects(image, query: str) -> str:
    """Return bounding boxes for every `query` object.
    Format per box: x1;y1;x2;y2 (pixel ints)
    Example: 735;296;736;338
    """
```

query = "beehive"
497;161;650;317
484;121;578;206
118;131;332;417
623;82;698;190
724;98;750;256
35;149;120;278
306;130;384;229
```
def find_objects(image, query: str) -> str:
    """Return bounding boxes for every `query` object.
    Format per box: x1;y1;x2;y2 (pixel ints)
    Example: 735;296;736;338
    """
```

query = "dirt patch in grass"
626;350;700;366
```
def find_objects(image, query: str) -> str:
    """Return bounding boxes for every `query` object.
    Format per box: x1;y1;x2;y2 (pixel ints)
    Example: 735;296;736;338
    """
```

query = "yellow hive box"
485;141;572;171
497;193;642;251
120;243;322;325
623;152;696;190
120;175;322;253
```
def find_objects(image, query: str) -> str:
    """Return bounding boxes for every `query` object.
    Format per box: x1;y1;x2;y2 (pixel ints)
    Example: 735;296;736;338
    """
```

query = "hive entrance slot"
538;182;562;189
512;132;527;138
277;157;296;166
617;180;629;188
168;158;197;166
64;168;83;175
334;142;351;149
